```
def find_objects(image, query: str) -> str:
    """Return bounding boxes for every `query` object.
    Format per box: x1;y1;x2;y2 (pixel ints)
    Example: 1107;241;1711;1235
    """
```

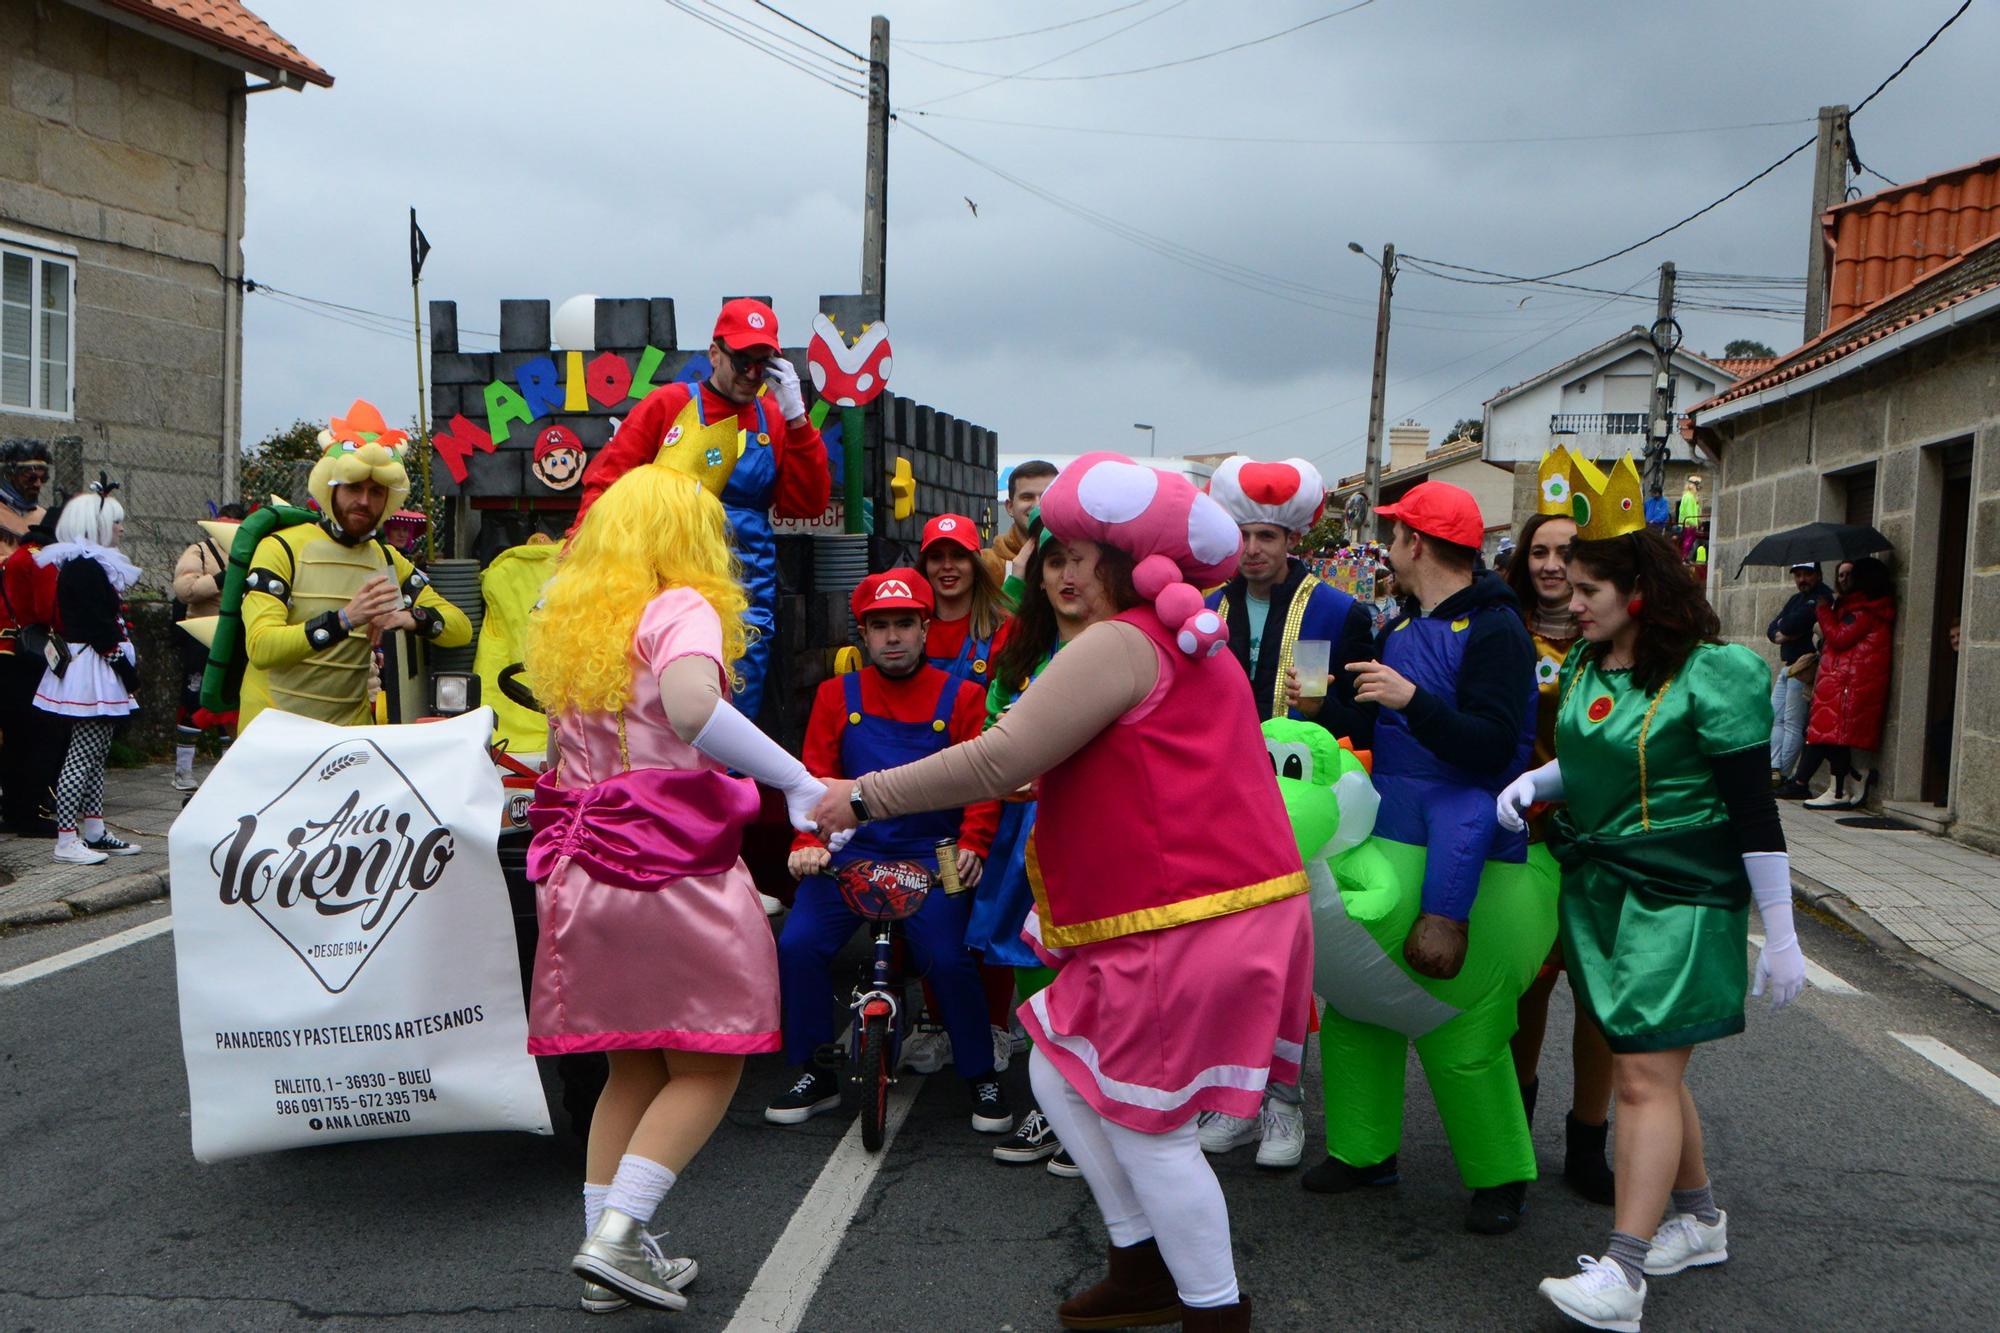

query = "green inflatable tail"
200;503;317;713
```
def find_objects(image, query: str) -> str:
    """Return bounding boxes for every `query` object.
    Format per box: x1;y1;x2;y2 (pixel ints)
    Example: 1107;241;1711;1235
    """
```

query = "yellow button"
1451;616;1471;632
848;711;861;724
932;719;947;732
757;432;771;444
973;659;987;674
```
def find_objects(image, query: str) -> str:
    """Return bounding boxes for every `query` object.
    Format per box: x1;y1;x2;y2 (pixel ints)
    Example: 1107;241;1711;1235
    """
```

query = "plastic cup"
1293;639;1331;699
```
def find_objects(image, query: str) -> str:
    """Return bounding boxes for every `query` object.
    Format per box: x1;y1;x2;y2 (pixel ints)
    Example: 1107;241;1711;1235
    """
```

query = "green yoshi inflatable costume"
1262;719;1559;1199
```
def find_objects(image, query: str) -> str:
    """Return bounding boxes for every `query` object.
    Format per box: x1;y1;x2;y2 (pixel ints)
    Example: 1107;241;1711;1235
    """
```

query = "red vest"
1028;606;1306;947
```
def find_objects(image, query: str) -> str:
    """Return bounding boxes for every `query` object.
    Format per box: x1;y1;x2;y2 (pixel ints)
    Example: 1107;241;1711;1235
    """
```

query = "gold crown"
1536;445;1645;540
651;395;744;497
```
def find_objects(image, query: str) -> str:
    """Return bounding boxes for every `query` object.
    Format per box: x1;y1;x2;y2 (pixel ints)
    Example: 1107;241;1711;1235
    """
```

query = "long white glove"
691;700;828;837
1496;758;1565;832
1746;851;1806;1010
764;356;806;422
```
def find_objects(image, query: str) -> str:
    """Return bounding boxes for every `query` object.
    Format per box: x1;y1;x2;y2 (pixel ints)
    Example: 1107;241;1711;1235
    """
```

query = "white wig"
54;491;126;548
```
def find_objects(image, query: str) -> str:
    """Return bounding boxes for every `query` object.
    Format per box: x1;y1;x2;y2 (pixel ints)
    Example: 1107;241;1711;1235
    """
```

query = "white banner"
170;708;552;1162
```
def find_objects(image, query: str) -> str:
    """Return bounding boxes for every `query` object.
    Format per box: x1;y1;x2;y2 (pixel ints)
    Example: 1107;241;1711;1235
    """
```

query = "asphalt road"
2;900;1997;1331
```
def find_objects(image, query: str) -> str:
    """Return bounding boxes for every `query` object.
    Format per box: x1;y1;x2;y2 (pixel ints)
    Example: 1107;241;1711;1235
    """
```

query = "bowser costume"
576;299;831;722
474;537;561;759
846;455;1306;1330
1205;456;1375;743
1308;480;1555;1236
235;403;470;731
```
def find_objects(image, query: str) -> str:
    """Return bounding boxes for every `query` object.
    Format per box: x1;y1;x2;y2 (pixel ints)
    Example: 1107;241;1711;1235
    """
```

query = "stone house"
0;0;328;584
1688;154;2000;849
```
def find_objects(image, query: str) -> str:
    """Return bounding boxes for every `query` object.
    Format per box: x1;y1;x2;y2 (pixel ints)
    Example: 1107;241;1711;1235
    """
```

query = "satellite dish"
552;294;599;351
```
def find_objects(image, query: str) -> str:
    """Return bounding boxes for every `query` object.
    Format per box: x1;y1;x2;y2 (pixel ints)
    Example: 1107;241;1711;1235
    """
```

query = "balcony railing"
1550;412;1688;436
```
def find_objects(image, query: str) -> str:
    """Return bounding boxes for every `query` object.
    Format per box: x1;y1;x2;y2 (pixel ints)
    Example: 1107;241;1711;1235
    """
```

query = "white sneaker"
1197;1109;1261;1155
1803;784;1857;809
53;838;107;866
171;769;198;792
1538;1255;1645;1332
990;1024;1013;1073
900;1025;951;1074
1644;1210;1728;1276
1255;1098;1306;1169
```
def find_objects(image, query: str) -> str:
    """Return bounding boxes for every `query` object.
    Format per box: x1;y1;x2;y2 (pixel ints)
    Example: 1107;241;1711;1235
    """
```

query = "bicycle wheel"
858;1011;891;1153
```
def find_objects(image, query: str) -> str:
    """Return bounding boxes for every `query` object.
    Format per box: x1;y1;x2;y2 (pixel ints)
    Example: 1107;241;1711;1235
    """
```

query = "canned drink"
934;838;965;895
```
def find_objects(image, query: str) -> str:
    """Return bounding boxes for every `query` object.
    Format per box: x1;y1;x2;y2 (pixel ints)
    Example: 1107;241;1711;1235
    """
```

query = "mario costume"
576;300;831;721
919;512;1009;691
1311;480;1556;1232
774;569;1004;1120
1205;455;1375;742
236;402;472;730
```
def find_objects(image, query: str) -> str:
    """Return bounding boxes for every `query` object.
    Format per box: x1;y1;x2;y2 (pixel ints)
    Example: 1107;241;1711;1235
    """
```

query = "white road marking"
722;1075;927;1332
1748;933;1864;996
0;914;173;992
1890;1033;2000;1110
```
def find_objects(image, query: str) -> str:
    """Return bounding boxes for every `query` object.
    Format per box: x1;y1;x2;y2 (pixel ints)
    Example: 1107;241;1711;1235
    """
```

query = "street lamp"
1348;241;1397;539
1133;423;1156;456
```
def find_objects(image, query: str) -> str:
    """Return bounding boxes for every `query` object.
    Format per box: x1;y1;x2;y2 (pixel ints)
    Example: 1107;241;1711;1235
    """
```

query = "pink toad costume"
525;586;779;1055
1020;453;1314;1133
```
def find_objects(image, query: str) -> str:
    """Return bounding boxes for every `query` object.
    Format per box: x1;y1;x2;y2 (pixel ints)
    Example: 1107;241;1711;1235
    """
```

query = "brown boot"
1180;1295;1253;1331
1057;1238;1181;1329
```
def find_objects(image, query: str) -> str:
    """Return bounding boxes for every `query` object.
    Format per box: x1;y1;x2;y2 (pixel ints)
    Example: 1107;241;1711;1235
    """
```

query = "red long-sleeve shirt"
0;543;59;652
792;664;999;857
575;380;830;527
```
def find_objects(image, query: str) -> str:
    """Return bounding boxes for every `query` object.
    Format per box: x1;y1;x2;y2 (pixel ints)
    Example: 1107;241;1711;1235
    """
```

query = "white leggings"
1029;1049;1239;1309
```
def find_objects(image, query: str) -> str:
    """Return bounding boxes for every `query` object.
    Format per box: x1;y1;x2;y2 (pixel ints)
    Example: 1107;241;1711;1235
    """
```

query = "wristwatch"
848;782;873;825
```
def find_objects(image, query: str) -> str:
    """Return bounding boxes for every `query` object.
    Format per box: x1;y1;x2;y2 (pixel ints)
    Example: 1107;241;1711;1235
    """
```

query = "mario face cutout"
532;424;587;491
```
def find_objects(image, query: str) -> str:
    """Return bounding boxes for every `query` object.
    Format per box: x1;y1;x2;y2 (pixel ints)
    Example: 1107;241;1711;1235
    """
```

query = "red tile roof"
1713;356;1779;379
100;0;332;87
1690;232;2000;414
1822;152;2000;329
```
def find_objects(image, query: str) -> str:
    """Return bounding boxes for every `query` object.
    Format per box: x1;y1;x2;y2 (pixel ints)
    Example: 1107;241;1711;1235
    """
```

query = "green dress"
1550;641;1772;1053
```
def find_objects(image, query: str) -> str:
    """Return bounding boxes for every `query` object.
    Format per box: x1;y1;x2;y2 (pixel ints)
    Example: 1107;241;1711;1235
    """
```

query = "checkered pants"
53;718;114;833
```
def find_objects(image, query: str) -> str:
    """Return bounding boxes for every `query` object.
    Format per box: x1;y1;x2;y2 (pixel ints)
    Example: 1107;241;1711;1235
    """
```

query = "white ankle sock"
82;816;105;842
54;830;81;851
584;1181;611;1238
175;744;195;773
603;1154;676;1226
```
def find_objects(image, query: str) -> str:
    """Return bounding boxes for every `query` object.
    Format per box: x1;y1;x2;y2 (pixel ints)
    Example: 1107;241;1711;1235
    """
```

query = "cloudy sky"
237;0;1994;480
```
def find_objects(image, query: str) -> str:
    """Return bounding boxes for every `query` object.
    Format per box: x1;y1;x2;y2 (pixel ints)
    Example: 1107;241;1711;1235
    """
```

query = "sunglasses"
9;464;49;478
720;343;776;376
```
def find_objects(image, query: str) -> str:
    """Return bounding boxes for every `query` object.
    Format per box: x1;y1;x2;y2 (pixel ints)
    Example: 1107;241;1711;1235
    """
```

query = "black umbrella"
1734;522;1893;575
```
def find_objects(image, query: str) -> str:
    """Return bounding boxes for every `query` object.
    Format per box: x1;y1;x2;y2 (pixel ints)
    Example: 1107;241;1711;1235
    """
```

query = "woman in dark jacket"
1784;556;1895;809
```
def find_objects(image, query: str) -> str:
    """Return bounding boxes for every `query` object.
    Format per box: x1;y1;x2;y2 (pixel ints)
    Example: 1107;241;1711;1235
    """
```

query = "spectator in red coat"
1781;556;1895;809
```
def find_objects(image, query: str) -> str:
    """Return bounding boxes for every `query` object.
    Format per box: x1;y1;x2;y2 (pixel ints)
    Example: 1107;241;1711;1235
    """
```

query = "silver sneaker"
571;1208;697;1312
580;1280;628;1314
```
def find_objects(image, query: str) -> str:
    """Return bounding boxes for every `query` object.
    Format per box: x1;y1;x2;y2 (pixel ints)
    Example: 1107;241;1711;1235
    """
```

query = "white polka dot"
1178;630;1198;654
856;372;874;392
1195;611;1220;634
1186;493;1239;565
837;395;857;407
877;355;892;382
1077;461;1159;524
809;363;828;392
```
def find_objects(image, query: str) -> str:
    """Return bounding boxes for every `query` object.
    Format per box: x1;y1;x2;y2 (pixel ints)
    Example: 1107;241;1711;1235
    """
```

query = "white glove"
690;700;823;834
1745;851;1806;1010
1496;759;1565;832
764;356;806;422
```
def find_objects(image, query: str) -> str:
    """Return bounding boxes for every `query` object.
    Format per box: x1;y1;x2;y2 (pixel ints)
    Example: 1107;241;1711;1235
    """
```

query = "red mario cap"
920;513;980;555
851;567;934;620
1373;481;1485;548
713;298;781;352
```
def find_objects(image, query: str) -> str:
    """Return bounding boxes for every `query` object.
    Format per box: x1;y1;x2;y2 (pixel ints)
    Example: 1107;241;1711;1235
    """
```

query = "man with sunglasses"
1;438;63;834
576;299;831;722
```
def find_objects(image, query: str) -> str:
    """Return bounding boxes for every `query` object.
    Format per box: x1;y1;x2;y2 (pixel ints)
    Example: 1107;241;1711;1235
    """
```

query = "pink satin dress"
526;588;780;1056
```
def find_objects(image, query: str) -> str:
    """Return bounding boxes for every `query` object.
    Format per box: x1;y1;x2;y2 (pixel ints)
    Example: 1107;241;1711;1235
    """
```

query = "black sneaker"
1772;780;1811;800
969;1077;1014;1134
1301;1152;1400;1195
85;833;141;857
764;1067;841;1125
1046;1146;1082;1178
1466;1179;1529;1235
993;1108;1060;1163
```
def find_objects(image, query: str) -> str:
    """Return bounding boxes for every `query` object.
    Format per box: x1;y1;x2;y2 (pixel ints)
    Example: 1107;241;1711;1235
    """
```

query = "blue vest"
1374;603;1537;797
835;668;964;867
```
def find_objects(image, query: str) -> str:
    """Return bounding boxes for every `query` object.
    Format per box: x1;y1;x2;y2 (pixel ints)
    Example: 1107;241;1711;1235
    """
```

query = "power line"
902;108;1817;148
748;0;867;64
901;2;1155;46
661;0;865;98
903;0;1193;110
1408;0;1973;286
696;0;863;77
1402;257;1803;316
902;0;1376;85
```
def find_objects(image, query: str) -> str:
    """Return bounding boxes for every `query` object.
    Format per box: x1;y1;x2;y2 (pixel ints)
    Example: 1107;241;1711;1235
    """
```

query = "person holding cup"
1204;456;1375;740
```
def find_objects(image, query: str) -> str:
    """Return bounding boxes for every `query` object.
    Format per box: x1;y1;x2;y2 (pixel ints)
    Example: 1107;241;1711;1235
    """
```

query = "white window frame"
0;229;78;420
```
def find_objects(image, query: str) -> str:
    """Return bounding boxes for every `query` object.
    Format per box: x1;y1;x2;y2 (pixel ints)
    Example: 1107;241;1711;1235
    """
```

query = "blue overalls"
711;390;779;721
1371;605;1537;922
927;624;995;692
777;670;995;1075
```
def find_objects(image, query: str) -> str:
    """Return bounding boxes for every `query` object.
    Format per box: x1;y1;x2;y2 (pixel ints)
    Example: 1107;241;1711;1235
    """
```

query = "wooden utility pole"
1361;243;1396;539
861;16;889;304
1803;104;1850;341
1645;262;1678;503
